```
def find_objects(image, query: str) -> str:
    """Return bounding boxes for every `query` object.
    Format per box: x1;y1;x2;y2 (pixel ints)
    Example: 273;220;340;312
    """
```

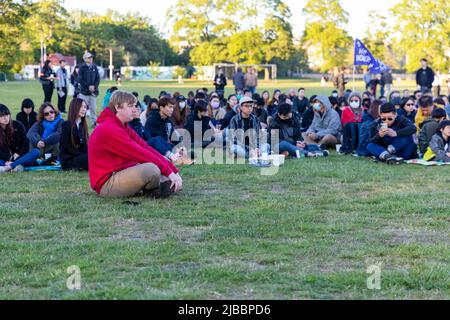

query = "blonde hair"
108;91;137;114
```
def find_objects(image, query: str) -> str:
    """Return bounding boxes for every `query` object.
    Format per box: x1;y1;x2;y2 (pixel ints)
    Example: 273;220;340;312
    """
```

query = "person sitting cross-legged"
367;103;417;162
270;103;328;158
303;95;342;149
88;90;182;198
427;120;450;162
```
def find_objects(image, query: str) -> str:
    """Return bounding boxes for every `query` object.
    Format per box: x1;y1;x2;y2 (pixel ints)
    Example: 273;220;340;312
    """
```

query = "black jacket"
0;121;29;161
301;107;315;132
369;115;416;147
270;114;303;144
128;119;150;141
59;121;88;168
77;63;100;96
39;66;55;85
293;97;310;115
185;113;214;145
16;110;37;133
220;109;238;129
144;109;174;143
415;67;434;88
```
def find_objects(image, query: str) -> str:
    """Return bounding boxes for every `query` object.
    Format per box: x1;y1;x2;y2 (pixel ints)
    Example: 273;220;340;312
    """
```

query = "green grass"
0;80;449;299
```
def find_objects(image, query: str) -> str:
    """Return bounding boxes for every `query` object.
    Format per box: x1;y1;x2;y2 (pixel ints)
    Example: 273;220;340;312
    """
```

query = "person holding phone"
366;103;417;162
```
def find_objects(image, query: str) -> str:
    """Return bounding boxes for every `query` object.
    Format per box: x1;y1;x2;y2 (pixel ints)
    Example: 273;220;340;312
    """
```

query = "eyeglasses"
44;111;55;116
405;103;415;106
381;117;395;121
241;104;254;108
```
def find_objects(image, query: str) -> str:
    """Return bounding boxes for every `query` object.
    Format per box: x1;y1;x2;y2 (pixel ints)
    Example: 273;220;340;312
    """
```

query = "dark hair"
434;98;445;107
278;94;288;103
400;97;415;109
159;91;167;98
188;91;194;98
278;103;292;116
143;95;152;105
158;97;176;108
329;97;338;106
309;95;317;103
195;92;206;101
110;86;118;93
132;91;139;98
194;100;208;115
338;97;348;107
256;97;265;107
380;103;396;114
418;96;433;108
369;100;382;119
298;88;305;92
68;98;89;147
431;108;446;119
0;104;14;147
420;58;428;63
43;60;51;69
414;90;421;96
37;102;59;122
60;60;65;64
145;98;159;117
21;98;34;111
438;120;450;131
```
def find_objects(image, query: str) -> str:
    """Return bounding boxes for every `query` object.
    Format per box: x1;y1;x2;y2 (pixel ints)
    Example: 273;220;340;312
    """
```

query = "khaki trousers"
100;163;161;197
302;133;339;148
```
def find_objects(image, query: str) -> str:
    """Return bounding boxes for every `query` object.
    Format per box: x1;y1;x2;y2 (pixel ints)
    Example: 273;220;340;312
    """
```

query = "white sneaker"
0;166;10;173
12;165;24;173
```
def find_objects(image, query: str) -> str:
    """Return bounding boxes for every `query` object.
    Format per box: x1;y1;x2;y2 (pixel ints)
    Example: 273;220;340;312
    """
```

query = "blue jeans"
0;149;40;169
147;136;174;156
367;136;416;160
246;86;256;94
276;141;320;157
231;143;270;158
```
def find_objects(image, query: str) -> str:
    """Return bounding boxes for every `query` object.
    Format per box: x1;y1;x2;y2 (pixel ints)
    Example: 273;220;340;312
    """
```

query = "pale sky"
64;0;401;39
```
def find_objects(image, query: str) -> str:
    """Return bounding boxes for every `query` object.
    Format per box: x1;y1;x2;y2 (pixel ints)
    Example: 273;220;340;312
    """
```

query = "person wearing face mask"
172;95;190;129
367;103;417;162
207;95;226;125
339;92;364;154
304;96;342;149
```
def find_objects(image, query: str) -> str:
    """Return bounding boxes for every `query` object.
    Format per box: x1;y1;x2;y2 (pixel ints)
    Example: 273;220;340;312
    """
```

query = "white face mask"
350;101;360;109
179;102;186;110
332;93;338;98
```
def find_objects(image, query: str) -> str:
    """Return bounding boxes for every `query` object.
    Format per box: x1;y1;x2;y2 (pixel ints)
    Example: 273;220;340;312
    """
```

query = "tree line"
1;0;449;76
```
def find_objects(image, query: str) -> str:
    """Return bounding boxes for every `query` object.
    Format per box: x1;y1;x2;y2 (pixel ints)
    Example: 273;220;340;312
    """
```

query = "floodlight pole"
109;49;114;81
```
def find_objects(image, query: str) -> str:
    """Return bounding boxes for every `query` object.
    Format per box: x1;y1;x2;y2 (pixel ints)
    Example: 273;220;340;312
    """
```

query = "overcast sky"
64;0;401;39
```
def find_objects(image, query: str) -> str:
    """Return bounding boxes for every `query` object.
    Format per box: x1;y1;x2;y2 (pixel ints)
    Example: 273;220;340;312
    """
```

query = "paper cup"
336;144;342;153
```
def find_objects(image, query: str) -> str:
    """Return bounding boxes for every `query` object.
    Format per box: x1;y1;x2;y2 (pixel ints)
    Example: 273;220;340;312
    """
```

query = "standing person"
88;91;182;198
363;69;371;91
333;68;346;98
78;51;100;128
232;67;245;93
416;58;435;93
27;102;63;162
0;104;36;173
59;98;89;171
56;60;69;113
213;68;227;99
244;67;258;95
39;60;56;103
432;71;442;98
16;98;37;133
70;65;81;98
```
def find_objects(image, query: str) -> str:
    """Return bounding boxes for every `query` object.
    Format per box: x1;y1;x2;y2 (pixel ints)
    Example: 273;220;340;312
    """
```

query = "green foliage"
391;0;450;73
302;0;352;72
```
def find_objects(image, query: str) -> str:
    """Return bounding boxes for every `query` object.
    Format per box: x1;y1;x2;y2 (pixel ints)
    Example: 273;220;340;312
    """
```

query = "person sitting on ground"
59;98;89;171
415;96;436;134
207;94;226;125
397;97;417;124
102;86;118;110
329;97;341;118
427;120;450;162
254;97;269;127
0;104;35;173
172;95;190;129
220;94;240;129
186;100;217;149
418;108;447;157
293;88;310;115
270;103;326;158
300;95;316;132
27;102;63;163
140;98;158;126
367;103;417;162
132;91;146;112
228;96;270;159
268;90;281;117
339;92;363;154
303;95;342;149
356;100;382;157
16;98;37;133
88;90;182;198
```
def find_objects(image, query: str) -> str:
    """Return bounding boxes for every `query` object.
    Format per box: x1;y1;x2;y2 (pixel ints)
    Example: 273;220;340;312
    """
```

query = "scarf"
42;114;62;140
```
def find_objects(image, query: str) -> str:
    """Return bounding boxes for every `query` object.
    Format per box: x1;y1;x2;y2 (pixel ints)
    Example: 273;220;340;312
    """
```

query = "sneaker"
0;166;10;173
12;165;24;173
314;151;329;157
145;180;173;199
385;155;404;165
319;144;328;151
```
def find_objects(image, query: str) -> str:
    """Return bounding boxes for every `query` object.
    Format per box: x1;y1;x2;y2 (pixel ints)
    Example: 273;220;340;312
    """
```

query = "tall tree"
391;0;450;72
302;0;352;72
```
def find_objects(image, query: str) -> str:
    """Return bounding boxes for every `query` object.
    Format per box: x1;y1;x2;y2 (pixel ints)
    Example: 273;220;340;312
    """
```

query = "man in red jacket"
88;90;182;198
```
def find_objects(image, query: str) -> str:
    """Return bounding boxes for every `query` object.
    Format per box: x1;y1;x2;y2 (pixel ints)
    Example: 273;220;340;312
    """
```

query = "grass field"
0;80;449;299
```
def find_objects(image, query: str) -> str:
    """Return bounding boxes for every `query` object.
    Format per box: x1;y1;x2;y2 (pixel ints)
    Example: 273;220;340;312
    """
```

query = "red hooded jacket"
341;107;362;127
88;108;179;194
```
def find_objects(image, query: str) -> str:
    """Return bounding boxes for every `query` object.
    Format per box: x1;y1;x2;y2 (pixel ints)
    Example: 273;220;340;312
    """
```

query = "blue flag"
354;39;390;73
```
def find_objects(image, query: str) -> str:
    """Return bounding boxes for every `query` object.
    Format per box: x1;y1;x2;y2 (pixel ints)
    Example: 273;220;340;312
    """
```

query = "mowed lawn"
0;80;448;299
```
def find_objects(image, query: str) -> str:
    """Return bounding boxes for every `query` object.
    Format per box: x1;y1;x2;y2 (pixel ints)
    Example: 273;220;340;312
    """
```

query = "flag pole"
353;65;355;91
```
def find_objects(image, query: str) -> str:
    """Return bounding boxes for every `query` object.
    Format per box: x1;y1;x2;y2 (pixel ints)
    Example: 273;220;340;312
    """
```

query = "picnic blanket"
406;159;450;166
24;165;62;172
